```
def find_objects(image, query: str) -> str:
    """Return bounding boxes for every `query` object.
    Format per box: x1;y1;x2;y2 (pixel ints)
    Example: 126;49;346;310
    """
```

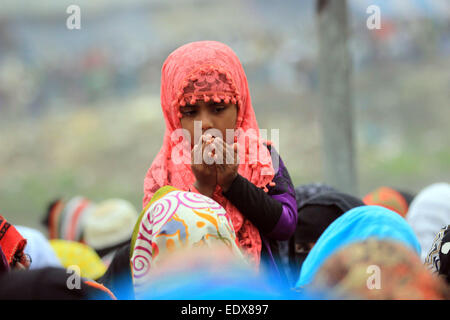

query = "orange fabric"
84;280;117;300
143;41;275;266
67;199;90;241
363;187;409;218
0;215;27;265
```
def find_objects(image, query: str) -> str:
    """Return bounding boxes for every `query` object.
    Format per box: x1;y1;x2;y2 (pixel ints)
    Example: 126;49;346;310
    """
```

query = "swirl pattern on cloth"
131;187;244;294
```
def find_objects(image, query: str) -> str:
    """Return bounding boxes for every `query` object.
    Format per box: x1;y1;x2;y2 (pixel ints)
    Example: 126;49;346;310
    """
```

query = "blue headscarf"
295;205;421;288
135;265;328;300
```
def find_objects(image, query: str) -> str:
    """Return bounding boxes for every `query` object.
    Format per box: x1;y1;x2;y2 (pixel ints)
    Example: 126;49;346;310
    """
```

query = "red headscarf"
143;41;275;266
0;215;27;266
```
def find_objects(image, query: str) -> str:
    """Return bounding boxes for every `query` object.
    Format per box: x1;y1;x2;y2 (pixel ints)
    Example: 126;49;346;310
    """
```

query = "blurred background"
0;0;449;231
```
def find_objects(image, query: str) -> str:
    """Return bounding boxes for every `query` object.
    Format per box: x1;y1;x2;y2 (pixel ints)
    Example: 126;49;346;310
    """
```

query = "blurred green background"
0;0;449;231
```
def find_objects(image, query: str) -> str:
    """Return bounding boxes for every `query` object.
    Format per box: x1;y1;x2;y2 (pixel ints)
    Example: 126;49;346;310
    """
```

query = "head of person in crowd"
276;183;338;286
50;239;107;281
83;199;139;265
296;205;421;289
425;225;450;285
363;186;415;218
288;192;364;284
42;196;96;242
406;183;450;261
0;215;30;270
15;225;62;270
130;186;247;298
294;183;338;208
311;239;448;299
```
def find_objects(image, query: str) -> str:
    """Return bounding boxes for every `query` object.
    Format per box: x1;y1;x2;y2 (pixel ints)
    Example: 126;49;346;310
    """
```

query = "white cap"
84;199;139;250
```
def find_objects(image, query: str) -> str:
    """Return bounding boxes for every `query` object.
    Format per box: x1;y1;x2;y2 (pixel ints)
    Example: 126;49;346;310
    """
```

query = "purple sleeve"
265;153;298;240
266;194;297;240
222;147;298;239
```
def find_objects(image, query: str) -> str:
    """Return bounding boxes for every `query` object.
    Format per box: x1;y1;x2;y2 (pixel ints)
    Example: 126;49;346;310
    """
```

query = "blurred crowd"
0;182;449;300
0;0;449;302
1;1;448;118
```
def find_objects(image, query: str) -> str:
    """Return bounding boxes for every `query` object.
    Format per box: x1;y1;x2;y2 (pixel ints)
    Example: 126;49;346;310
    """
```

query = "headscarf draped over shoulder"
143;41;276;265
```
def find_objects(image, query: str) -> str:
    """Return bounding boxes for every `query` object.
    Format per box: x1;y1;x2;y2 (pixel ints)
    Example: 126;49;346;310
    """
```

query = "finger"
193;133;203;146
224;143;233;163
211;136;222;149
211;138;225;165
204;133;214;143
15;262;26;270
222;139;236;154
192;142;201;154
225;142;239;165
224;141;233;161
203;141;216;166
193;137;205;155
192;142;204;165
225;142;237;157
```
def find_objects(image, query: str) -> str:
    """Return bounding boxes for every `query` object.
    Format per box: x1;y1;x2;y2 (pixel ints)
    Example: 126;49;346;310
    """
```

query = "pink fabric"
143;41;275;266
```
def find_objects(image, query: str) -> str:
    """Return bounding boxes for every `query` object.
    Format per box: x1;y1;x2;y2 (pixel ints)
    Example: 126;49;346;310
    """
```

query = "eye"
180;108;197;117
212;105;226;113
295;243;311;254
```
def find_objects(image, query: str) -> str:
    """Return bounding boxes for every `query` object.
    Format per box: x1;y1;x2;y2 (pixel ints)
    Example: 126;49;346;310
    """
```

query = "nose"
199;111;213;133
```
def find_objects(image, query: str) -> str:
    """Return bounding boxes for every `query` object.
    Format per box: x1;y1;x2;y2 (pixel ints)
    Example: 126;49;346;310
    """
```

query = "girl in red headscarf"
143;41;297;282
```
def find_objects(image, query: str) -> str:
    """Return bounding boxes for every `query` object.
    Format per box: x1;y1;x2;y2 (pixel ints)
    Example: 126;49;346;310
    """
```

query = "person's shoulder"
263;142;288;174
264;142;281;158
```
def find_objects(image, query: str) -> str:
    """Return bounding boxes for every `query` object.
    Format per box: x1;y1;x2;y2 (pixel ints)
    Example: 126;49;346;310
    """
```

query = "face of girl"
179;100;238;147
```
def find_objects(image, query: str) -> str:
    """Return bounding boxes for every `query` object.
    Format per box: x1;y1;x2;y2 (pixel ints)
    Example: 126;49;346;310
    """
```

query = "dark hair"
41;198;63;229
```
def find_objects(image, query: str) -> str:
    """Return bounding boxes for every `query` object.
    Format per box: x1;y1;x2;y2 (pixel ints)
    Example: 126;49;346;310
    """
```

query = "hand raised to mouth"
211;136;239;193
190;134;239;197
191;134;217;198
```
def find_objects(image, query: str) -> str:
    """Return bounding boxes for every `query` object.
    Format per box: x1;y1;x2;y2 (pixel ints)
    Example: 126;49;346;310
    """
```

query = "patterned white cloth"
131;186;245;296
425;225;450;273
